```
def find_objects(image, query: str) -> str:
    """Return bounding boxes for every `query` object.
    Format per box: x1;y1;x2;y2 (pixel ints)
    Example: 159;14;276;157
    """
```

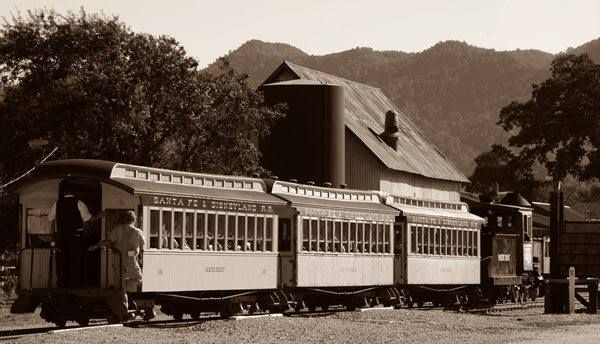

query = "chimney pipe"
380;110;400;151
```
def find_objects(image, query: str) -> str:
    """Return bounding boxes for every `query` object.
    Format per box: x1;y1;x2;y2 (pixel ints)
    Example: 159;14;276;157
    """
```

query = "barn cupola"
380;110;400;151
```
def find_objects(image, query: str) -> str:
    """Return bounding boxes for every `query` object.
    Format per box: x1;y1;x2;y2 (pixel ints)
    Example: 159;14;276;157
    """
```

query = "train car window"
451;229;456;255
301;218;309;251
333;221;341;253
216;214;226;251
207;213;216;250
468;230;473;256
265;217;273;252
237;215;246;251
375;223;382;254
473;230;478;256
161;211;172;249
196;212;206;250
310;219;318;251
497;216;503;228
247;216;256;251
326;220;333;252
357;222;363;253
342;222;349;253
422;226;429;254
385;224;391;253
149;209;159;249
434;228;440;255
184;212;194;250
410;226;417;254
256;216;265;252
363;223;370;253
174;211;183;250
227;215;236;250
459;229;465;256
319;219;327;251
429;227;435;255
350;222;357;253
441;228;447;255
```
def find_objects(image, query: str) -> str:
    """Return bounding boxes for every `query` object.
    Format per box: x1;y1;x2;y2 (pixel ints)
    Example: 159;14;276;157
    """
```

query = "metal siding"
345;130;381;190
405;256;480;284
141;251;278;292
295;253;394;287
264;61;469;183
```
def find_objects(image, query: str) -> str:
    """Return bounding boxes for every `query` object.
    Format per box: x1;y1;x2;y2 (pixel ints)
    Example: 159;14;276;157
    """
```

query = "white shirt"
47;195;92;224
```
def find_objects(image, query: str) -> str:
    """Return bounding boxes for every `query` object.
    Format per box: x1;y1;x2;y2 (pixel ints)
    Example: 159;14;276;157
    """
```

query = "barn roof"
262;61;469;183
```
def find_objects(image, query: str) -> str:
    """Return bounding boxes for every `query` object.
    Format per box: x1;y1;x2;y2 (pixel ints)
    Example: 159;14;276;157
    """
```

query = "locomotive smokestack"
380;110;400;151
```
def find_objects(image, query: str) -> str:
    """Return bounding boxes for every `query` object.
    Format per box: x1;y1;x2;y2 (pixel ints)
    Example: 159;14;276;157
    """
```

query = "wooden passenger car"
10;159;290;324
387;196;484;305
269;181;401;309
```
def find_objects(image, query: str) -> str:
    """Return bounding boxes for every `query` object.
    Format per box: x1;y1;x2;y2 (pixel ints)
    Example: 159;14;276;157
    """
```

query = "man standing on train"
47;193;94;287
88;210;145;320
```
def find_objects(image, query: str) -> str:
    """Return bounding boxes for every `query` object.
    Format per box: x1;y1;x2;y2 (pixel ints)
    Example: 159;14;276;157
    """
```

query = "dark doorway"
56;178;102;288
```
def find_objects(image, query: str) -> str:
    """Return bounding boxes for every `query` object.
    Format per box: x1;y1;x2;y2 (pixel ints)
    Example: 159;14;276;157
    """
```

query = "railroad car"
465;192;541;303
8;159;487;325
388;197;484;306
9;159;292;325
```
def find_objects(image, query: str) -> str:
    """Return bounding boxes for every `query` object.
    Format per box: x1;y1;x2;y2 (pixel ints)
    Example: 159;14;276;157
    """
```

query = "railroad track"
0;301;547;340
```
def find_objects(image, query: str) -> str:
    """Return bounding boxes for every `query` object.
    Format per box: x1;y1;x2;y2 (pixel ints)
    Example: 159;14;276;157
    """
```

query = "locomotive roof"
8;159;286;205
263;61;469;183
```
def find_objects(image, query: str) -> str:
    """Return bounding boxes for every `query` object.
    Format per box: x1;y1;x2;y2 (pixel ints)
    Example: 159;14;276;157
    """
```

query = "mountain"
204;39;600;175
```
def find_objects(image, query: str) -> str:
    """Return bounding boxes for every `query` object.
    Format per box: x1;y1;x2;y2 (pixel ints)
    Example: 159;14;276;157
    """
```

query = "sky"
1;0;599;67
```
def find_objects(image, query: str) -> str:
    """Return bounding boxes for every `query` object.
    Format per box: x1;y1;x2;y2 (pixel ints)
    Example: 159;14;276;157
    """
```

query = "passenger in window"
88;210;145;321
161;225;179;249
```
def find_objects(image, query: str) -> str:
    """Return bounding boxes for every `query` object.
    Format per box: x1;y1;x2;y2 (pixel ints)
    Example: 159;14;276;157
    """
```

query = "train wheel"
405;296;414;308
76;318;89;327
173;312;183;321
190;312;201;320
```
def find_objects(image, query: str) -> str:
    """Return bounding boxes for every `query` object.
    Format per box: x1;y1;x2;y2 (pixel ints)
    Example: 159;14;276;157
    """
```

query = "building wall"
346;132;461;203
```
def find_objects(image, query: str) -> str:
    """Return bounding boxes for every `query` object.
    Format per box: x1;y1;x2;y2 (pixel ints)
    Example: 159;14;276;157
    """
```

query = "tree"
498;53;600;181
0;9;284;250
467;144;544;200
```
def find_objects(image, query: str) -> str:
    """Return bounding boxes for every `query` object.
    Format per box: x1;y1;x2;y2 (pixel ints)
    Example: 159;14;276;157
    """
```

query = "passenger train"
8;159;537;326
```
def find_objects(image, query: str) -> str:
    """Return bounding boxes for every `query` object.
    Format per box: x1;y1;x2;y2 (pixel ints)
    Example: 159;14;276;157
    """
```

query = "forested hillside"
205;39;599;174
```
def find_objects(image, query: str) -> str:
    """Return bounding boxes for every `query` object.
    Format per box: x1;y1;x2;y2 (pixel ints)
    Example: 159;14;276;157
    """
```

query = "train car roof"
388;202;484;226
268;180;397;214
8;159;286;205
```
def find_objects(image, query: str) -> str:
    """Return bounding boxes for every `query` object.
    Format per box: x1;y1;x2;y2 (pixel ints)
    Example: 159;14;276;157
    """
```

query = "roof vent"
289;179;298;183
306;181;315;186
339;183;347;189
380;110;400;151
270;176;279;180
322;182;332;188
251;173;260;178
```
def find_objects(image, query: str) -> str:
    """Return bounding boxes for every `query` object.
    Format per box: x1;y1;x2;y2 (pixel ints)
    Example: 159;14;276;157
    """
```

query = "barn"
260;61;483;285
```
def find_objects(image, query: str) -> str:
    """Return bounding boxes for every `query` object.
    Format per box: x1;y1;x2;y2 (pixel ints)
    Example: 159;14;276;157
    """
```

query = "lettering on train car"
141;195;275;213
205;266;226;273
406;215;480;229
297;206;394;221
497;254;511;262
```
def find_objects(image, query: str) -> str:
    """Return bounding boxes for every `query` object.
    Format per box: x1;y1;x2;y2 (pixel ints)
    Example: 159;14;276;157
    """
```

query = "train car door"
56;178;102;288
393;221;406;284
278;218;294;287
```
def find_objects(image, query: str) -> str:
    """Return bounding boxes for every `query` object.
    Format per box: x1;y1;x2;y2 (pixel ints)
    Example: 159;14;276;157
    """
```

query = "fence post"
589;279;599;314
568;267;575;314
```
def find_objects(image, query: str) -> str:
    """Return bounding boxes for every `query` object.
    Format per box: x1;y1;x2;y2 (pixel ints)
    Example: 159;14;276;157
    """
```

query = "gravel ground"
2;306;600;344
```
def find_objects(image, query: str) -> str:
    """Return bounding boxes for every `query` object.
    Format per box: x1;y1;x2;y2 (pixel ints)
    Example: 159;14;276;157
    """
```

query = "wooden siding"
346;132;461;203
